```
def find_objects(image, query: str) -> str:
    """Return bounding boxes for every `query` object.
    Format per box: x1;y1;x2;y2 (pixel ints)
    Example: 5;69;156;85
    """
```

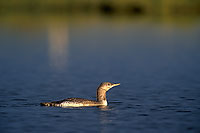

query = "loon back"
40;98;103;107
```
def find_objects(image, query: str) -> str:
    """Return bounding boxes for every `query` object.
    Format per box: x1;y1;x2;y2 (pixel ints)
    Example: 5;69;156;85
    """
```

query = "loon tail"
40;102;58;106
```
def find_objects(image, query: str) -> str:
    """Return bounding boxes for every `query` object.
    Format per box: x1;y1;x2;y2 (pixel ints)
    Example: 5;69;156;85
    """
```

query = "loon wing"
40;98;99;107
65;98;97;104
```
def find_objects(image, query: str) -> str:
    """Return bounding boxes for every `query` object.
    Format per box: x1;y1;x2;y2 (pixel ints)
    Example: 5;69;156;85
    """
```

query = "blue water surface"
0;19;200;133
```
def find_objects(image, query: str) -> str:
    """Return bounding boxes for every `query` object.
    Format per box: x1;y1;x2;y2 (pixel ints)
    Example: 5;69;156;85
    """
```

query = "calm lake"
0;15;200;133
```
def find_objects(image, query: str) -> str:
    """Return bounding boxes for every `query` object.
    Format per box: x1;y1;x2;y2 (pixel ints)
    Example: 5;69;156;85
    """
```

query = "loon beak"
112;83;120;87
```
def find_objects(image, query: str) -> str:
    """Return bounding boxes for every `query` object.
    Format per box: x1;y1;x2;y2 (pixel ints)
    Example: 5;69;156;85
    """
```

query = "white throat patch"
101;100;108;106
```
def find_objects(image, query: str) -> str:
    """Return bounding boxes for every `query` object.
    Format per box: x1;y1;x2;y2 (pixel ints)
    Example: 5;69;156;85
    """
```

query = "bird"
40;82;120;107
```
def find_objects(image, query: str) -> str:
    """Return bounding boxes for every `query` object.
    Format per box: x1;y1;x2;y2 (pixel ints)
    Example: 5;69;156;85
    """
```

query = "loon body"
40;82;120;107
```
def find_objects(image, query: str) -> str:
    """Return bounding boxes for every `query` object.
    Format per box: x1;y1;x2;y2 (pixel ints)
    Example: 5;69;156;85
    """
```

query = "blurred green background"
0;0;200;29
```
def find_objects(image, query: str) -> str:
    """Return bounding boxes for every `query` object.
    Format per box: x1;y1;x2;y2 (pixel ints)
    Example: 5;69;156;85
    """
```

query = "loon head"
99;82;120;91
97;82;120;105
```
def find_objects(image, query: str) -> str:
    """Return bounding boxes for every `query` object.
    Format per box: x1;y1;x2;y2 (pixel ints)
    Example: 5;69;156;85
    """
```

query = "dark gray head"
98;82;120;91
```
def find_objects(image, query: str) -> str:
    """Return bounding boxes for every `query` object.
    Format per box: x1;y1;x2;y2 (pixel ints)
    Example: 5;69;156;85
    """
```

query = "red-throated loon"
40;82;120;107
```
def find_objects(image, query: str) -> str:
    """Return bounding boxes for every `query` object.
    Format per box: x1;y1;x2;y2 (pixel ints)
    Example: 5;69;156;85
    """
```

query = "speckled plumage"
40;82;120;107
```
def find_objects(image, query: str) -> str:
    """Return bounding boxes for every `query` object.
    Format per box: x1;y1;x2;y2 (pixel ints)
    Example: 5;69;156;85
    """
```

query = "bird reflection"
98;105;114;133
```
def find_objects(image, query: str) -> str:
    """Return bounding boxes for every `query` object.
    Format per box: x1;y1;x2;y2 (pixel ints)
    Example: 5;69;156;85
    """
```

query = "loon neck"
97;87;107;105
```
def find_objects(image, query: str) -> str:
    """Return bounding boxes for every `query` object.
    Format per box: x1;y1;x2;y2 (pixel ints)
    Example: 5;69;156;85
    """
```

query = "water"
0;18;200;133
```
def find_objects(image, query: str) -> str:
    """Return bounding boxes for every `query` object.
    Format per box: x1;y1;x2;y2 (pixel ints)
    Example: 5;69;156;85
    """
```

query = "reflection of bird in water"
40;82;120;107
